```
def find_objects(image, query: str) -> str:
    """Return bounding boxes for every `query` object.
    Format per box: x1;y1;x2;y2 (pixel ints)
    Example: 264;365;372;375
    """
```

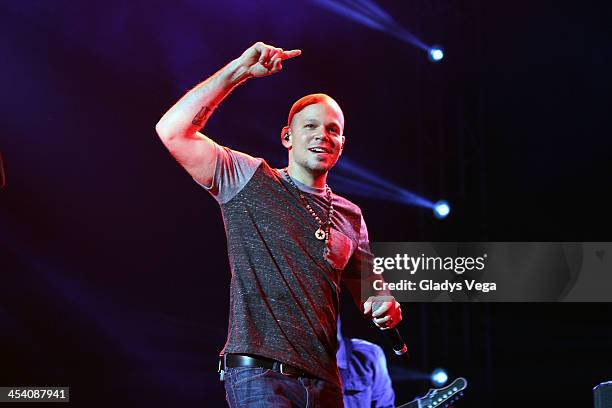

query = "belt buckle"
279;363;299;377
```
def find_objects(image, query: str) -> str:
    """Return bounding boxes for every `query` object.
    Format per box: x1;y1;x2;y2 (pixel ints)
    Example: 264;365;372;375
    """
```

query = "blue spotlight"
431;368;448;386
433;200;450;219
428;46;444;62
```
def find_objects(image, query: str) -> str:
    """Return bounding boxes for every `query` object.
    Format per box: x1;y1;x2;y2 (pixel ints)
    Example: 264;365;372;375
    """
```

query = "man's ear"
281;126;291;148
339;135;346;156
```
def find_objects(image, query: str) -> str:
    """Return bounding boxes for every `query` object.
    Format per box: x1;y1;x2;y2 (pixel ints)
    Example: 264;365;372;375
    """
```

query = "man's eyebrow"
302;117;342;129
327;121;342;130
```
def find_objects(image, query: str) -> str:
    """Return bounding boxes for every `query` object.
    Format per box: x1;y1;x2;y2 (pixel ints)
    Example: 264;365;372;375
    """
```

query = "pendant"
314;227;326;240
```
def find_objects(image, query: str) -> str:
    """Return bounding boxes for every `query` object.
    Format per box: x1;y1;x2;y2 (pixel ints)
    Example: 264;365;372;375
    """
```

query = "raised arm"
155;42;301;186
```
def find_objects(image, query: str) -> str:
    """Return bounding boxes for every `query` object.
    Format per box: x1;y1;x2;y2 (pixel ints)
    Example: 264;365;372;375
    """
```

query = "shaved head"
281;93;346;187
287;93;344;130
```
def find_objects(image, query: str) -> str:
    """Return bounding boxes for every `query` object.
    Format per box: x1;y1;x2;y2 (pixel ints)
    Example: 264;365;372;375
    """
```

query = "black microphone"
372;301;409;359
384;328;409;357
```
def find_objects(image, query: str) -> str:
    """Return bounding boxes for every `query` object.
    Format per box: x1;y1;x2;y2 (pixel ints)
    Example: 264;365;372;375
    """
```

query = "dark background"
2;1;611;406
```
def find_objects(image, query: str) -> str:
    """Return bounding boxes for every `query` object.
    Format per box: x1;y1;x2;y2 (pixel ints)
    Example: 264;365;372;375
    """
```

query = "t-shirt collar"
279;169;327;196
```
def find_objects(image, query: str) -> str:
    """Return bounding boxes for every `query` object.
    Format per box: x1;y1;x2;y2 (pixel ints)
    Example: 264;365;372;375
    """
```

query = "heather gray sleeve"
194;141;263;204
342;213;391;310
361;216;391;297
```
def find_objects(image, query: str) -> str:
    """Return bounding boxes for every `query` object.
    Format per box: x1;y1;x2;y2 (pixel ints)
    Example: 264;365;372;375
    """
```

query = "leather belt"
219;353;310;378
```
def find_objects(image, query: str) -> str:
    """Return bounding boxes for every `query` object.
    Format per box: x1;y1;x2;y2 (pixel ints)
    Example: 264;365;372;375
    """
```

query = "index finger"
371;301;391;318
363;298;372;315
281;49;302;60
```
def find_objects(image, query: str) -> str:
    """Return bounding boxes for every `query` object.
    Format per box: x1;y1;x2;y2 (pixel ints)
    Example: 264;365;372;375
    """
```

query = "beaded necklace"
282;168;334;244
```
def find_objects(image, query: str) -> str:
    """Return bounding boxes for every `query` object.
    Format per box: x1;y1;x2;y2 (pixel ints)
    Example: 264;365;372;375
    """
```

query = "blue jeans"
223;367;343;407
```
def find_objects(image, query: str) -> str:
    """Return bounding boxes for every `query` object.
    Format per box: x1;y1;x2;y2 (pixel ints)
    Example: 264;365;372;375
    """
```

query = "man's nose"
314;131;330;142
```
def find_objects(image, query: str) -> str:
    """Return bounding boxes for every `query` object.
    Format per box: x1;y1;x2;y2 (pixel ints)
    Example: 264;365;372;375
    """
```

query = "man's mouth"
308;146;332;154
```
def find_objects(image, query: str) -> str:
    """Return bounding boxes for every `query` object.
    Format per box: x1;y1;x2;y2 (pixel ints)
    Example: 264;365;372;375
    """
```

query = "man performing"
156;41;402;407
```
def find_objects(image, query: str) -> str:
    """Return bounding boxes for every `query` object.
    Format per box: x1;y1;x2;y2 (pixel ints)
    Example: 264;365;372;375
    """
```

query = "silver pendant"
315;228;326;240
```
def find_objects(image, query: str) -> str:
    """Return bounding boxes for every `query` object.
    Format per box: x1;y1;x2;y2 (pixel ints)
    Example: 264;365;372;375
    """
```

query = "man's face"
287;101;345;175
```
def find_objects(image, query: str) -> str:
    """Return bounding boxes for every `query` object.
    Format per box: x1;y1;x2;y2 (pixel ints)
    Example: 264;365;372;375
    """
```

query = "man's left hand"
363;296;402;330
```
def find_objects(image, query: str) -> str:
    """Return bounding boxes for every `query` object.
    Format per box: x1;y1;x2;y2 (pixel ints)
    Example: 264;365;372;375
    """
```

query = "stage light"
433;200;450;219
428;46;444;62
431;368;448;386
314;0;430;52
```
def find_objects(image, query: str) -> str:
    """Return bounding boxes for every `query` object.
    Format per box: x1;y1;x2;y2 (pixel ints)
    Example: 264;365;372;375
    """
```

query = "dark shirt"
338;338;395;408
199;142;379;388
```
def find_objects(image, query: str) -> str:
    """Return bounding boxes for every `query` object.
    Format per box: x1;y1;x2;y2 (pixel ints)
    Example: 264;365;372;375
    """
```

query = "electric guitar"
397;377;468;408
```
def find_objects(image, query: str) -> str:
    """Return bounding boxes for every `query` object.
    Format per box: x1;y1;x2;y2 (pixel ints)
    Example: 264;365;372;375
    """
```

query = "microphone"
372;301;409;359
384;328;409;357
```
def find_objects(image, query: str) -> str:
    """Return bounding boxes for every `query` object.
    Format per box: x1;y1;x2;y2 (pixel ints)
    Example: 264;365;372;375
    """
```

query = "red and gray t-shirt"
199;142;376;389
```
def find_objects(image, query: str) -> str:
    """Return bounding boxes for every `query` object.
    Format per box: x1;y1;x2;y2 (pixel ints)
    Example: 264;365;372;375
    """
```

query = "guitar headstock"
416;377;467;408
